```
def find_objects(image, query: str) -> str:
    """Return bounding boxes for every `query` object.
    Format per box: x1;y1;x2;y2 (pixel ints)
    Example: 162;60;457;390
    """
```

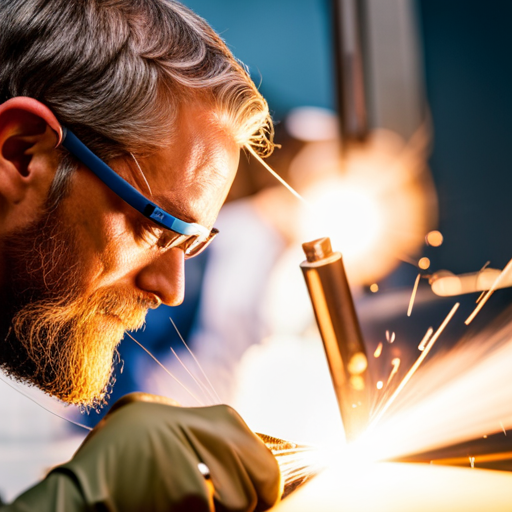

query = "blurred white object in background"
143;199;285;405
0;378;85;502
430;267;512;297
285;106;339;142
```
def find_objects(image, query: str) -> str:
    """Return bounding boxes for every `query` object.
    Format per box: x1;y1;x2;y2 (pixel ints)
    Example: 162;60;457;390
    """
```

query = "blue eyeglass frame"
61;126;211;240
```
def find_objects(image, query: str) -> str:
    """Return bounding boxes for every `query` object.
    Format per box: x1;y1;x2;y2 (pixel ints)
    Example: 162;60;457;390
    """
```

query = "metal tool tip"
302;237;333;262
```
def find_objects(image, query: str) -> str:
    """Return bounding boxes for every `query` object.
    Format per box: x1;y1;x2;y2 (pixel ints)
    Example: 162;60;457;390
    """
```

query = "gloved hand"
5;393;281;512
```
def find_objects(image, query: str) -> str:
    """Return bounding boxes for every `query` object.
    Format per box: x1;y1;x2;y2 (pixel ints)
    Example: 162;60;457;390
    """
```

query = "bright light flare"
290;129;438;285
300;179;382;260
361;307;512;462
386;358;401;386
272;460;512;512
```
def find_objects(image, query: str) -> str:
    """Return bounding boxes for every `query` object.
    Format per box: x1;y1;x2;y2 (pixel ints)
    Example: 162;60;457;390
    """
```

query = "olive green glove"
5;393;281;512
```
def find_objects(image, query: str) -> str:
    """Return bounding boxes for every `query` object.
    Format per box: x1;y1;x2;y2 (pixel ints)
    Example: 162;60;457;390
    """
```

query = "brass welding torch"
301;237;372;442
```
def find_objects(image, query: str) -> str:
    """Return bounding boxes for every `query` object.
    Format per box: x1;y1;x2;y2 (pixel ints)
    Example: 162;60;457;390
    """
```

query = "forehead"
133;103;240;228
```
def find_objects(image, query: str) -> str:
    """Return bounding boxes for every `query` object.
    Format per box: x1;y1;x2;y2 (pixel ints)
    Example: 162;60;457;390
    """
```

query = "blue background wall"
182;0;334;120
419;0;512;274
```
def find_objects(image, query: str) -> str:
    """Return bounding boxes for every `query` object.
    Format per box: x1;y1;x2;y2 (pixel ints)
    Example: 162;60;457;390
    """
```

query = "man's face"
0;103;239;408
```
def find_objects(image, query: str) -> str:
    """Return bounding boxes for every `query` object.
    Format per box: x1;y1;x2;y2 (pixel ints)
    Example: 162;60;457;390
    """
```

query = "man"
0;0;281;510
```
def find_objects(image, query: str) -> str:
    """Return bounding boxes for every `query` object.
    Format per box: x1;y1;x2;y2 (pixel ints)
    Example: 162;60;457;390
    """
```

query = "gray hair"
0;0;274;205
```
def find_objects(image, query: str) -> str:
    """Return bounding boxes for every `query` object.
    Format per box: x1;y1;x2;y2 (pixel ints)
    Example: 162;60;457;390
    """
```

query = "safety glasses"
61;127;218;259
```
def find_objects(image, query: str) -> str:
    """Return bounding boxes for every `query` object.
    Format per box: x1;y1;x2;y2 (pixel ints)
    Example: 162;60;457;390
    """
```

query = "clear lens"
184;228;219;259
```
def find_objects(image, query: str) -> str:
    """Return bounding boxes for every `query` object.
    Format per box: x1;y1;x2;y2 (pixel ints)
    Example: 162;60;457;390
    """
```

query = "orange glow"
350;376;365;391
426;230;443;247
407;273;421;317
386;358;401;386
300;180;382;261
291;130;438;285
348;353;368;375
271;463;512;512
430;267;508;297
370;283;379;293
361;311;512;464
386;330;396;343
370;303;460;429
418;257;430;270
418;327;434;351
465;258;512;324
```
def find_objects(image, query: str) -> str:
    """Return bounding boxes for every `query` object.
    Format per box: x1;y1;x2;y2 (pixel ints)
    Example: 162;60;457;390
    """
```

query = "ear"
0;97;63;224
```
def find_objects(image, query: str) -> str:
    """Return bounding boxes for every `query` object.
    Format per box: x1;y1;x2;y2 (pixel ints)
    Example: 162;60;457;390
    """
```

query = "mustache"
95;292;159;329
0;198;161;408
6;287;158;406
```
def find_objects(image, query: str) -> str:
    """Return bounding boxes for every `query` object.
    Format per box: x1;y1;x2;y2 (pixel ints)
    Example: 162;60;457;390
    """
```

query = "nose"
135;249;185;306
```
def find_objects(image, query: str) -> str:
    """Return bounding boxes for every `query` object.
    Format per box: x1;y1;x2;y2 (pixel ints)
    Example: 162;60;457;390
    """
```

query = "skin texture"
59;104;239;306
0;97;239;406
0;99;282;512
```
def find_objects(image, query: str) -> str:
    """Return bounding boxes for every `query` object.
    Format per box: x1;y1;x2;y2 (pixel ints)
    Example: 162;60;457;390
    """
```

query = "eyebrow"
152;194;199;225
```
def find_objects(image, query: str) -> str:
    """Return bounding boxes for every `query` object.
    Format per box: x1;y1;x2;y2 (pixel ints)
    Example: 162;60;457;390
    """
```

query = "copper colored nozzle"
300;238;371;442
303;238;333;262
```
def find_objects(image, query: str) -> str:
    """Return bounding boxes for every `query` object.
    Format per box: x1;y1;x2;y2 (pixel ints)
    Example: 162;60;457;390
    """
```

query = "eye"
157;230;189;250
135;220;164;247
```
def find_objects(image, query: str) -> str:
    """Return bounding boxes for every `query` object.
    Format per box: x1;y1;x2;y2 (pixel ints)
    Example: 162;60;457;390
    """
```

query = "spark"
469;456;475;468
362;308;512;462
386;358;401;386
257;434;325;497
418;327;434;351
127;333;204;406
480;260;491;271
376;381;384;390
0;375;92;432
374;342;383;358
370;303;460;428
465;258;512;325
370;283;379;293
386;330;396;343
245;144;314;211
130;152;153;196
169;316;222;404
418;257;430;270
475;290;487;304
431;452;512;467
500;422;507;436
407;273;421;317
426;230;443;247
169;347;217;405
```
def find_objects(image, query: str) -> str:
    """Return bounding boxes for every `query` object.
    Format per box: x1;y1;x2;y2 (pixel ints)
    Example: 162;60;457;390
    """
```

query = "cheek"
73;211;148;288
63;171;155;288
